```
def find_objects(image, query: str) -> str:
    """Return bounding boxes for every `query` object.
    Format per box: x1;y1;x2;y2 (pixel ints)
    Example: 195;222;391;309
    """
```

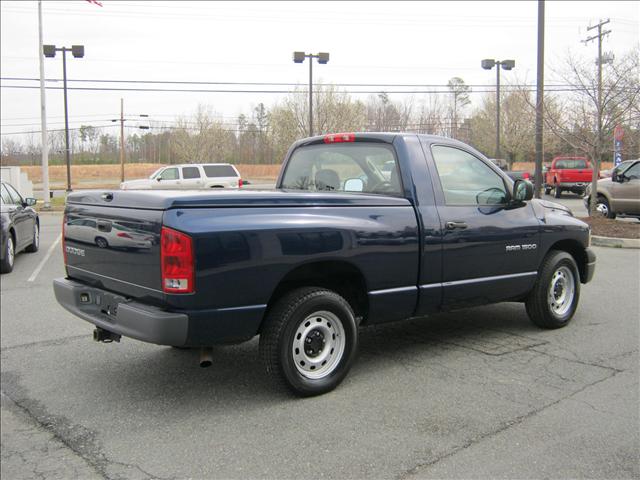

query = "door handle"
446;221;468;230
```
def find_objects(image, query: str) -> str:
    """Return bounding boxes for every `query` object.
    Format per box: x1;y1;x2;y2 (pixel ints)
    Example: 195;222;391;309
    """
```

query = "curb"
591;235;640;249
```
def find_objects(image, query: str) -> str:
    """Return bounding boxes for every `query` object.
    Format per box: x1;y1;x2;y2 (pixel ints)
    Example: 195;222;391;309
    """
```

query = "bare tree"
544;48;640;169
447;77;471;138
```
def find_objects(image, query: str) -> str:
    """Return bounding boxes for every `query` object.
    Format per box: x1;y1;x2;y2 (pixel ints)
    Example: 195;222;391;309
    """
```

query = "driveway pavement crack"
395;369;620;480
1;374;169;480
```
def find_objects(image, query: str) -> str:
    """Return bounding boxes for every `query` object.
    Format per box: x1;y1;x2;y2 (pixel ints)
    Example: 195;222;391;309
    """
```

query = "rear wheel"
259;287;358;397
1;234;15;274
25;222;39;253
526;250;580;329
554;186;562;198
95;237;109;248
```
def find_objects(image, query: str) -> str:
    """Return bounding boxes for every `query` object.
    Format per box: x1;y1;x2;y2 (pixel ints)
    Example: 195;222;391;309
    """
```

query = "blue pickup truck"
54;133;595;396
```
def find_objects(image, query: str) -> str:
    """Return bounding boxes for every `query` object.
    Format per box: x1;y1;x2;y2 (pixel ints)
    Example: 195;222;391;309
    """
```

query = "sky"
1;0;638;141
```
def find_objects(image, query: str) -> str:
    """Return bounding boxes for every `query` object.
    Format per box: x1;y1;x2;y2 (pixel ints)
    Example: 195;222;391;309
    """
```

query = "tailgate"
64;203;163;303
559;169;592;182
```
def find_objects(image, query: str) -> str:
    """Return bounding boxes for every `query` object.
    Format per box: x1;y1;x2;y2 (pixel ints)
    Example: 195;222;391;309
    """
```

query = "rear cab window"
203;165;239;178
555;159;587;169
280;143;403;196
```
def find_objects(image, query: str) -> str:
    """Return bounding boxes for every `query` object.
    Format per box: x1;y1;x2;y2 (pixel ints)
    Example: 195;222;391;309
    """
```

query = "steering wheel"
371;181;394;193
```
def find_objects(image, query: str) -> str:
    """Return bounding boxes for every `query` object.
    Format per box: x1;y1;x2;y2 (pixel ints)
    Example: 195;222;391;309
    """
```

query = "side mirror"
156;177;162;182
24;198;37;207
344;178;364;192
513;179;533;202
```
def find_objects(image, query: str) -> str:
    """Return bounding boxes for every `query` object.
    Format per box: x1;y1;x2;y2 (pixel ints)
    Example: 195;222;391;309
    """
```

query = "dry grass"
20;161;613;188
21;163;283;186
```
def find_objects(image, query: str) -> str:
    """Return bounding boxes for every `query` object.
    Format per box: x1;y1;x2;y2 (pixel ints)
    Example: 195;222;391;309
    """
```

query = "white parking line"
27;234;62;283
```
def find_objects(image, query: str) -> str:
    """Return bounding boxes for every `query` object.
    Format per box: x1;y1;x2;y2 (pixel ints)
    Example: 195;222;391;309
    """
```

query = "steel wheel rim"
34;224;39;249
596;202;609;217
7;237;14;266
548;266;575;317
292;311;346;380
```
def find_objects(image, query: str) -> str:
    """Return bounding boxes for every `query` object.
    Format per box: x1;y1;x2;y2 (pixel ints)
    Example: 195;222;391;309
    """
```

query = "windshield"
280;143;402;196
149;167;164;179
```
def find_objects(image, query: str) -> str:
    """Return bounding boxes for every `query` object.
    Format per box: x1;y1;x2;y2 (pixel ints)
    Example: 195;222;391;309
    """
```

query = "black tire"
259;287;358;397
1;233;15;274
596;195;616;219
95;237;109;248
25;222;39;253
526;250;580;329
554;186;562;198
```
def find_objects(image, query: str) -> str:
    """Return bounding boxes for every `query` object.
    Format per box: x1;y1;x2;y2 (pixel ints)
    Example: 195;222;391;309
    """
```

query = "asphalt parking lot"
1;210;638;479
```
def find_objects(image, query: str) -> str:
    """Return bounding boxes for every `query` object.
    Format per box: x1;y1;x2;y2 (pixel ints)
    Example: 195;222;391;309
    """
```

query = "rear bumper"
53;277;188;346
583;248;596;284
53;277;266;346
557;182;588;190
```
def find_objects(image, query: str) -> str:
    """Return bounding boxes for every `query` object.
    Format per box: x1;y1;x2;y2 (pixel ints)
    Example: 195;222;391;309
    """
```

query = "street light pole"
43;44;84;192
481;58;515;161
62;48;71;192
495;65;501;160
309;57;313;137
293;51;330;137
120;98;125;183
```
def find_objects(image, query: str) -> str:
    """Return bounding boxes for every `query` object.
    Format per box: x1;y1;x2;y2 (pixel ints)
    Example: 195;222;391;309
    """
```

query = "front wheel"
596;195;616;219
526;250;580;329
259;287;358;397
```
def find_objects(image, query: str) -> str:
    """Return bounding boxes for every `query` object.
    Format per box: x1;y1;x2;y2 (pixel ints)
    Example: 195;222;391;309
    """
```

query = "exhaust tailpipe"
200;347;213;368
93;327;121;343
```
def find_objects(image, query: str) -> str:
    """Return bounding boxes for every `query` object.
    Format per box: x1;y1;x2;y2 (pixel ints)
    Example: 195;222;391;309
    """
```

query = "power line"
1;76;578;89
1;84;612;94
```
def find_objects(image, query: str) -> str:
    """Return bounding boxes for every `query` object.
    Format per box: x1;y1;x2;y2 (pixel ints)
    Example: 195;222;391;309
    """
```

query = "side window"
0;185;11;205
159;168;179;180
624;163;640;180
431;145;508;205
5;184;23;206
182;166;201;179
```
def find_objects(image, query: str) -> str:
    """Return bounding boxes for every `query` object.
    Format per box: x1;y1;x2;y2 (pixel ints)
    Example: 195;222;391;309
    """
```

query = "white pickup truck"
120;163;243;190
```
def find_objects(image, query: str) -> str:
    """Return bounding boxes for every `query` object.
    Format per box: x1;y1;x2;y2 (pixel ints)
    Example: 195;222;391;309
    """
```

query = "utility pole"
534;0;545;198
37;1;50;208
120;98;125;183
583;18;611;215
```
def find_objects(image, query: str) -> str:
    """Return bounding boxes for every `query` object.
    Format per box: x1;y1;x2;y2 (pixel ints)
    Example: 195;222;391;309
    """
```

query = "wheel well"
547;239;588;283
262;261;368;330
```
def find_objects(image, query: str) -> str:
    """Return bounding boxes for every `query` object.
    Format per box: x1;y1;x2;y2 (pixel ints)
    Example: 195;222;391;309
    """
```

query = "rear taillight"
238;177;243;188
62;215;67;264
324;133;355;143
161;227;194;294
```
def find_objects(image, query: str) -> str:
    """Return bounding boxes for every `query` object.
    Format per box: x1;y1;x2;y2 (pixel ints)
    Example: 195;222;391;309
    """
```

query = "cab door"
154;167;182;189
611;161;640;214
423;143;540;309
